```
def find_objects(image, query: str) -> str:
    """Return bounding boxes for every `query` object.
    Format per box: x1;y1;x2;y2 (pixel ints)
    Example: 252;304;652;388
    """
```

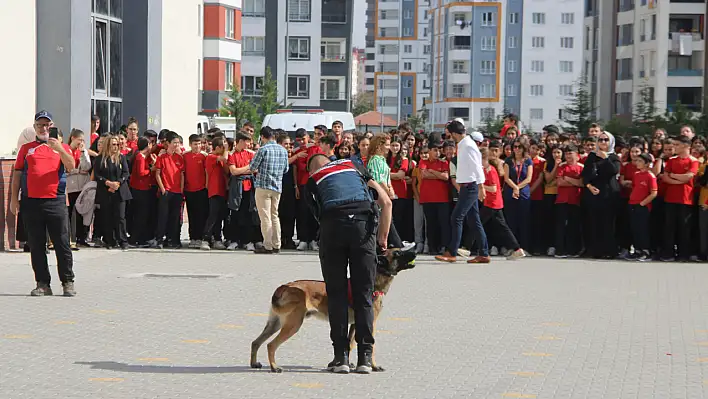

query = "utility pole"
396;0;403;124
284;0;289;106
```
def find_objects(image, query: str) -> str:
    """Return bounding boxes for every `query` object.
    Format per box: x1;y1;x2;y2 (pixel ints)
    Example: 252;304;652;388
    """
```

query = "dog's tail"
271;285;306;314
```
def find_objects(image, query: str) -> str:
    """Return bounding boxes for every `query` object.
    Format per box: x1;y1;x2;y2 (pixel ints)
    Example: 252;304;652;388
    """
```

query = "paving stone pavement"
1;249;708;399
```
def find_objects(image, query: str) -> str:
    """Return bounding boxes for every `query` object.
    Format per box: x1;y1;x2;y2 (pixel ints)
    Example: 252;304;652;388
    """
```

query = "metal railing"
669;31;704;40
320;91;346;100
243;50;265;56
243;11;265;17
667;68;704;77
321;53;346;62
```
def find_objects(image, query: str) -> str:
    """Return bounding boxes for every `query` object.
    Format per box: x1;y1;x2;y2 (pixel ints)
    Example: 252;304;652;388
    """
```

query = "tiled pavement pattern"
1;249;708;399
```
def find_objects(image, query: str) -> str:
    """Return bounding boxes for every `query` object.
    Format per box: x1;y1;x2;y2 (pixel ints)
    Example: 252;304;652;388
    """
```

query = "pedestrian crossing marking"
3;334;31;339
510;372;544;377
293;383;324;389
522;352;553;357
181;339;210;344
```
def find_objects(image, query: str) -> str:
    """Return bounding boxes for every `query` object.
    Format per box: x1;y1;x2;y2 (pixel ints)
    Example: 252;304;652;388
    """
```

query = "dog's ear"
377;254;389;267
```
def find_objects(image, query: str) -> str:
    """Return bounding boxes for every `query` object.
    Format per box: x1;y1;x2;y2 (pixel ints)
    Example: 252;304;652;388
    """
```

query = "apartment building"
240;0;354;111
584;0;707;123
201;0;243;115
352;47;366;98
365;0;432;124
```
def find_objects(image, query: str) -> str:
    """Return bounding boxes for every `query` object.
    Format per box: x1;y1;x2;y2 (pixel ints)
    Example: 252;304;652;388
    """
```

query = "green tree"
632;85;659;137
406;112;427;132
477;112;505;135
604;116;632;138
220;86;258;130
561;78;595;135
259;67;281;117
661;101;697;134
352;92;374;116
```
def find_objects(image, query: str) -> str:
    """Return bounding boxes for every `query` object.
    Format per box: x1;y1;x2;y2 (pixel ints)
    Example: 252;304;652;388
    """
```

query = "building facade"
240;0;354;111
352;47;366;98
365;0;432;124
584;0;707;124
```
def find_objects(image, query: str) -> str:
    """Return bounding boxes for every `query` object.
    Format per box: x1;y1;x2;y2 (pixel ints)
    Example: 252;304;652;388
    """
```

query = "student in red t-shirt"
201;137;229;250
125;117;139;152
618;144;643;257
227;132;257;250
153;132;185;249
292;128;322;251
661;135;700;261
418;139;450;255
628;153;657;261
183;134;208;248
528;139;546;255
389;138;412;243
129;137;157;247
554;145;584;258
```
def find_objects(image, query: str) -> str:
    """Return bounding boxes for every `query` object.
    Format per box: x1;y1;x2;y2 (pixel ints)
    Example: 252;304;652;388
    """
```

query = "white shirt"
456;135;485;184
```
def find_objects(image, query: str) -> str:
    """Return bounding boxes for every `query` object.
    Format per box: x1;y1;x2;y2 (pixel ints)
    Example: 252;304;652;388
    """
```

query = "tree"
220;86;258;130
561;78;595;134
477;106;506;135
259;66;284;117
352;92;374;116
631;85;660;137
406;112;427;133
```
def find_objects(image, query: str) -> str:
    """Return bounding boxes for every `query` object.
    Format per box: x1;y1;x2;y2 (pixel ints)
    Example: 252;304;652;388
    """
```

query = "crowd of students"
17;113;708;263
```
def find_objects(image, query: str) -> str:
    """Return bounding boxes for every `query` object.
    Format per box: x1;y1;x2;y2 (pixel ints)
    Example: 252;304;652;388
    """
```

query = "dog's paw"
372;365;385;372
250;362;262;369
270;366;283;373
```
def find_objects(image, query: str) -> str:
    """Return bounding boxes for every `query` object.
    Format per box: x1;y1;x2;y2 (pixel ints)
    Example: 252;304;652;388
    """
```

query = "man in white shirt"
435;120;490;264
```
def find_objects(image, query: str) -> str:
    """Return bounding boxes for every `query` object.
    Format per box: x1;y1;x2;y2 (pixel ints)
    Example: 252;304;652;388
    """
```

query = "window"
507;84;517;97
532;12;545;24
365;65;374;73
480;107;495;120
508;36;518;48
423;27;429;37
198;5;202;35
423;45;431;54
559;84;573;96
559;109;570;120
403;97;412;105
366;77;374;85
225;8;235;38
560;37;574;49
450;108;469;118
530;108;544;120
320;78;343;100
242;76;264;95
481;36;496;51
243;0;265;17
452;60;468;74
382;97;397;106
530;85;544;96
559;61;573;73
561;13;574;24
92;1;123;132
380;10;398;19
288;37;310;60
481;60;495;75
403;9;413;19
617;23;634;46
379;79;397;89
616;58;633;80
289;0;311;22
615;92;632;115
225;62;234;90
639;54;645;77
585;26;590;49
403;79;412;88
379;44;397;55
452;84;466;98
509;12;519;24
531;60;544;72
532;37;545;48
404;44;412;53
404;62;412;71
508;60;517;72
481;12;495;26
243;36;265;56
403;27;413;36
640;19;646;41
287;75;309;98
480;84;496;98
453;12;466;25
452;36;471;49
321;40;345;61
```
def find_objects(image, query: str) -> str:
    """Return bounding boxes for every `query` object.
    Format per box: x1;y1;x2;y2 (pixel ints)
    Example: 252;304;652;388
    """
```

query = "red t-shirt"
126;139;138;152
629;170;657;210
155;153;185;194
205;154;227;198
294;145;323;186
579;154;588;165
90;132;99;145
183;151;207;192
390;158;410;199
530;156;546;201
130;152;154;190
664;155;699;205
418;159;450;203
483;165;503;209
228;149;255;191
120;148;131;156
555;163;583;205
14;142;72;198
620;162;639;198
72;148;82;168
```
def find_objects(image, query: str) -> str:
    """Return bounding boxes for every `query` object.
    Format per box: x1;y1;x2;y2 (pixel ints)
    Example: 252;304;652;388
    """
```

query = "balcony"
243;11;265;18
321;91;346;100
667;87;703;112
243;50;265;56
243;89;263;96
667;68;704;76
321;53;346;62
322;14;346;23
669;31;704;40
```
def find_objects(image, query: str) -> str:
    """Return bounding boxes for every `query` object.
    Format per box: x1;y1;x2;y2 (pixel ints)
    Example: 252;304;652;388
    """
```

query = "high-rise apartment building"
240;0;354;111
365;0;432;124
583;0;707;123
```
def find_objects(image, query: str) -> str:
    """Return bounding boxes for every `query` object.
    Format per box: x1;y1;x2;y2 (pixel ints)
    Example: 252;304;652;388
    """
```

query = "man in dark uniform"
305;154;392;374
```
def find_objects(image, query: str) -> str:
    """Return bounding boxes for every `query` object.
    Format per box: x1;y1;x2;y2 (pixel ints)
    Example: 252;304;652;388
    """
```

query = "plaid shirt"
249;141;289;193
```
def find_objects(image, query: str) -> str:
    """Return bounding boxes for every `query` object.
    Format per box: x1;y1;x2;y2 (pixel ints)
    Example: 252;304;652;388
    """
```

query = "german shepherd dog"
250;247;417;373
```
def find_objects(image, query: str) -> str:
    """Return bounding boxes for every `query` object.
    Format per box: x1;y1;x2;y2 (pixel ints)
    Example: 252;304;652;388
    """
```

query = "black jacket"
581;152;621;203
94;154;132;203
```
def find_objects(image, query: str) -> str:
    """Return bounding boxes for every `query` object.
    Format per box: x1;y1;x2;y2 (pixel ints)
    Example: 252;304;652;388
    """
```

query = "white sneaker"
245;242;256;251
213;241;226;250
297;241;308;251
501;248;513;257
423;244;429;254
227;242;239;251
402;242;417;252
309;241;319;251
490;246;499;256
547;247;556;257
200;241;211;251
457;248;471;257
507;248;526;261
415;243;424;254
188;239;197;248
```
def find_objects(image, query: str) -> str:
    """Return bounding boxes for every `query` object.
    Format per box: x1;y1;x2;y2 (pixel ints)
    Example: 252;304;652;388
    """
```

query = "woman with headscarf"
581;131;621;258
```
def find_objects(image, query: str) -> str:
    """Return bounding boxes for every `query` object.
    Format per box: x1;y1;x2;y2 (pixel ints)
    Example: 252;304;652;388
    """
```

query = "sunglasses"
598;138;610;142
513;145;523;149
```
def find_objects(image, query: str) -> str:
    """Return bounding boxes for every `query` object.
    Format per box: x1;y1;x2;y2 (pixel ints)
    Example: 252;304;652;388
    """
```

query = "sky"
352;1;366;48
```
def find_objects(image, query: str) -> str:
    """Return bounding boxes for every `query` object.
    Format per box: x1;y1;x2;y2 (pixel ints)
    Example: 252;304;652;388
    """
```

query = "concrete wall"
0;0;36;155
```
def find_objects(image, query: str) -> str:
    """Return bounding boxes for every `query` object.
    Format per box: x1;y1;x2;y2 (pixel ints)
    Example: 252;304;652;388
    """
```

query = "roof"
354;111;398;127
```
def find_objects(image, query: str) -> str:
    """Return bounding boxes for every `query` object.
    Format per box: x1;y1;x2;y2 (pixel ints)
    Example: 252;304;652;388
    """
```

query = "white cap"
453;118;465;127
470;131;484;142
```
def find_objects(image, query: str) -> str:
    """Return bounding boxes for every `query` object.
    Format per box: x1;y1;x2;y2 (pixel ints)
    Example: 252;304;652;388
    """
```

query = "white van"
196;115;210;134
262;110;355;134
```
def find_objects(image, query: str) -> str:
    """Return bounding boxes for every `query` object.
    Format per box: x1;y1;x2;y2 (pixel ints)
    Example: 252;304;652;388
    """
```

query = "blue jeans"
449;183;488;257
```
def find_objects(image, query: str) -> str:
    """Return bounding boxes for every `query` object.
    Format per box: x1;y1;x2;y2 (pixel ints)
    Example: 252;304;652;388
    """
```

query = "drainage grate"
124;273;232;279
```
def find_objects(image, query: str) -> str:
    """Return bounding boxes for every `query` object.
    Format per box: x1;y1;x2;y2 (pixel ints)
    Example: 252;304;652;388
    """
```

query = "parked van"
196;115;210;134
262;109;355;134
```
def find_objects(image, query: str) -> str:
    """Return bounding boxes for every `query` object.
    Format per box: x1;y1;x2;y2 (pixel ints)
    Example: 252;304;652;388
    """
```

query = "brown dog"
249;247;417;373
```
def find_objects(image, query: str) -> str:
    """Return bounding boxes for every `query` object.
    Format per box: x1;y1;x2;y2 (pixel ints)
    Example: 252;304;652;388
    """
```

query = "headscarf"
603;131;615;154
17;126;36;150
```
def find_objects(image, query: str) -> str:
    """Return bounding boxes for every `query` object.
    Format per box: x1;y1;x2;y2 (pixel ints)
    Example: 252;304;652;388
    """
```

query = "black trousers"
529;199;545;254
131;187;157;244
101;194;128;246
319;215;376;354
543;194;557;249
479;206;520;251
67;192;87;242
279;187;297;246
392;198;414;243
16;206;27;243
422;202;450;253
585;200;617;258
555;203;582;256
629;204;651;252
617;197;631;251
156;191;183;245
184;189;208;240
650;197;665;253
21;198;74;284
663;203;694;259
296;185;318;242
203;196;227;242
227;193;259;245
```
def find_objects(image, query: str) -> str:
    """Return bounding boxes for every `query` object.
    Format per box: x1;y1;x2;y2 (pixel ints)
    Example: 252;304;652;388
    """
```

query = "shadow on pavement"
75;361;320;374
